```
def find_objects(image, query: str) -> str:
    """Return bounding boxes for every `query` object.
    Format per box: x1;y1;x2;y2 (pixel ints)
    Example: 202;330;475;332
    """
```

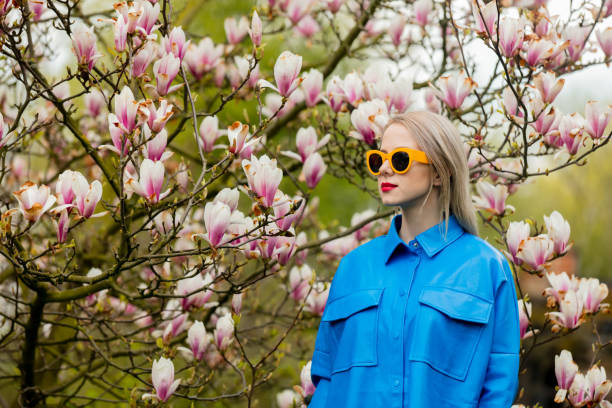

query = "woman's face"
377;123;439;208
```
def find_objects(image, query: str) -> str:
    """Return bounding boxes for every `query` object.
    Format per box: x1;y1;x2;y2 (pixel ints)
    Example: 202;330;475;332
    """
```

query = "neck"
397;188;444;245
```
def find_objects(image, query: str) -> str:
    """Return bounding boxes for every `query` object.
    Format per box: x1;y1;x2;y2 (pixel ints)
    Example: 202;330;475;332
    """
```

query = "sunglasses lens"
391;151;410;172
368;153;383;173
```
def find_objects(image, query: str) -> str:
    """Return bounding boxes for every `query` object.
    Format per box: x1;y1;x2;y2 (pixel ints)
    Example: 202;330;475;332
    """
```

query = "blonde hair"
380;110;479;238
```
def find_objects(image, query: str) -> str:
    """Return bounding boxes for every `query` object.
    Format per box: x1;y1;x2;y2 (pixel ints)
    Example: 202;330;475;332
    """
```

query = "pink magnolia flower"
146;357;180;402
0;112;15;148
84;89;105;118
586;365;612;403
71;22;102;71
249;10;262;46
543;210;571;255
301;69;323;107
113;14;128;52
113;1;142;33
227;121;256;155
563;25;590;62
505;221;530;265
517;299;536;339
54;209;69;243
139;98;174;133
472;180;515;215
498;17;525;58
424;88;441;113
300;362;315;399
224;16;249;45
567;373;591;406
349;99;389;145
596;27;612;57
186;321;208;361
214;313;234;350
547;289;584;330
198;115;222;152
184;37;224;80
387;14;406;47
431;71;477;110
471;0;498;36
162;26;189;61
73;179;103;218
533;71;564;104
28;0;46;21
554;350;578;403
523;38;555;67
324;75;345;112
126;159;169;204
143;127;171;161
389;77;413;113
232;293;243;315
302;152;326;189
13;182;56;222
543;271;580;307
280;126;330;163
215;188;240;213
153;53;181;96
135;0;160;36
305;281;329;316
515;234;554;272
286;0;314;24
578;278;609;314
110;86;139;134
132;40;157;78
277;390;301;408
558;113;585;156
502;86;527;124
176;272;214;310
202;200;232;247
289;264;313;302
414;0;433;27
295;14;319;38
258;50;303;97
341;72;364;106
242;154;283;207
583;101;612;140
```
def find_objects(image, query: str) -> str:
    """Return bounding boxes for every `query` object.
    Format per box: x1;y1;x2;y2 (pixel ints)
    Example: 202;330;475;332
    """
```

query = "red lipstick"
381;182;397;192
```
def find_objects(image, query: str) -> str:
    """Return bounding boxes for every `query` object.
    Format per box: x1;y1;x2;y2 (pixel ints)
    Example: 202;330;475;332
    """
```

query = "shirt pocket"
408;286;493;382
321;288;384;374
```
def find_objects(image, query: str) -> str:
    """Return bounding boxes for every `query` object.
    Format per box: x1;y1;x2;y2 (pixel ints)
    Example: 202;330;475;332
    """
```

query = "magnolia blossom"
547;289;584;330
12;182;56;222
578;278;609;314
277;389;302;408
341;72;364;105
517;299;537;339
0;112;15;148
186;321;208;361
110;86;139;136
162;26;189;61
202;200;232;247
176;272;214;310
139;98;174;133
471;0;498;36
132;41;157;78
153;53;181;96
543;271;580;307
558;113;585;156
498;17;525;58
199;115;224;152
224;16;249;44
387;14;406;47
71;22;102;71
232;292;243;315
583;101;612;140
414;0;433;26
586;365;612;403
568;373;591;407
505;221;530;264
302;69;323;107
125;159;170;204
515;234;554;272
431;71;477;110
596;27;612;57
302;152;326;189
301;361;316;397
143;127;171;162
543;210;571;255
145;357;180;402
533;71;564;104
295;14;319;38
227;121;256;155
73;179;103;218
214;313;234;350
472;181;514;215
349;99;389;145
258;50;303;97
249;10;262;46
184;37;224;80
289;264;313;302
55;209;69;243
554;349;578;403
242;154;283;207
563;25;590;62
523;38;555;67
305;281;329;316
280;126;330;163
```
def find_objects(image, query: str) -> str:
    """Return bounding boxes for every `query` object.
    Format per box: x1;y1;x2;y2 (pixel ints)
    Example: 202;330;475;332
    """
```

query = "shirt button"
394;332;400;339
412;242;418;248
399;289;406;297
394;379;400;387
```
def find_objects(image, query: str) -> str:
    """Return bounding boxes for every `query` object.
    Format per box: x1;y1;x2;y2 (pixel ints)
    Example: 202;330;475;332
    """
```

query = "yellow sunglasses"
366;147;430;175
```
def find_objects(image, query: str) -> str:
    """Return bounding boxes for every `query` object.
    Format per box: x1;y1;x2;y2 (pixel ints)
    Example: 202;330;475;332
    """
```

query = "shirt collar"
383;213;465;264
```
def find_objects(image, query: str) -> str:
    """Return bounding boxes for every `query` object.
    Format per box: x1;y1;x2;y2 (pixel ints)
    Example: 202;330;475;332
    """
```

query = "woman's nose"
378;156;393;176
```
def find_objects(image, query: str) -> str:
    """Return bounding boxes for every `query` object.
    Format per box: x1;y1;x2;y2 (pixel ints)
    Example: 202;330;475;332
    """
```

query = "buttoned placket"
387;239;421;408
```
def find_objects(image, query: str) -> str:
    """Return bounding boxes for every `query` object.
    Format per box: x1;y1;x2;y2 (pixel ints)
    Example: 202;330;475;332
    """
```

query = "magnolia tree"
0;0;611;406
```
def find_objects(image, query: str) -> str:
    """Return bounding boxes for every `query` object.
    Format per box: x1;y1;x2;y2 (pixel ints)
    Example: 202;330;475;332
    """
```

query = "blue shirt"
309;213;520;408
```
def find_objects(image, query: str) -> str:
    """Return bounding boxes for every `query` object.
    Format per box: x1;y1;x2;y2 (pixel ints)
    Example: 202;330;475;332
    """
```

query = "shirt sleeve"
478;258;521;407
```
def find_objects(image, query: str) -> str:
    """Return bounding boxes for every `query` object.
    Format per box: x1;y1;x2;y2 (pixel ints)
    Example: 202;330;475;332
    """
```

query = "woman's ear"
432;168;442;186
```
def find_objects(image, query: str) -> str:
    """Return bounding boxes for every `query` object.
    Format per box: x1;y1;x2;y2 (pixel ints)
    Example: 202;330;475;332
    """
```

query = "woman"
309;111;520;408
